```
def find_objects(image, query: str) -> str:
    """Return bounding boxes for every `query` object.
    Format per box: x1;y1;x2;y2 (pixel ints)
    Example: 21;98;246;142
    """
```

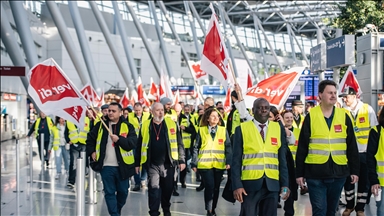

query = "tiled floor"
1;138;379;216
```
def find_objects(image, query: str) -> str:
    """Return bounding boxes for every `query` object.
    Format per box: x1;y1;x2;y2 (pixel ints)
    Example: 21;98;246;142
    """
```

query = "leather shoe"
196;185;205;192
131;185;140;191
172;190;179;196
181;183;187;188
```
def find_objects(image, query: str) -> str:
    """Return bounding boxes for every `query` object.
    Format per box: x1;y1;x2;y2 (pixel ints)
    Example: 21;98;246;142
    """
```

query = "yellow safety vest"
180;117;192;148
240;121;281;181
306;106;347;165
34;117;54;137
139;118;179;165
289;127;301;162
230;110;241;136
373;126;384;186
128;112;150;136
66;117;90;144
51;126;60;151
347;104;371;146
197;126;226;169
165;109;178;122
292;114;304;129
95;122;134;165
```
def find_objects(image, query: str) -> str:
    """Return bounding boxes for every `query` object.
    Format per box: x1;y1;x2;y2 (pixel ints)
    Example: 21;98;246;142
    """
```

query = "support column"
287;24;298;65
252;13;268;80
290;27;310;66
333;29;343;84
111;1;139;83
68;1;99;89
157;1;204;98
0;5;29;94
124;1;162;78
89;1;134;94
147;1;174;78
184;1;201;60
317;29;325;81
253;13;283;71
188;2;206;36
46;1;90;85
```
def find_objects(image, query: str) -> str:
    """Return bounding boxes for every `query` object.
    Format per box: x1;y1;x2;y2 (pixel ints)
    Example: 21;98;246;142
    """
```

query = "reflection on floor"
1;138;379;216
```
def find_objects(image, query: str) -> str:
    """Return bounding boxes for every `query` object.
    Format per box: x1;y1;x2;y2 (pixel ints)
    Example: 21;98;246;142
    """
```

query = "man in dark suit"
231;84;289;216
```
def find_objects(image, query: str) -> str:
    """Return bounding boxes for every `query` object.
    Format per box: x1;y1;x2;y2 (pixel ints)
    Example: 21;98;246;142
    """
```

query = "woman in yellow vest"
51;116;70;180
191;108;232;216
367;108;384;216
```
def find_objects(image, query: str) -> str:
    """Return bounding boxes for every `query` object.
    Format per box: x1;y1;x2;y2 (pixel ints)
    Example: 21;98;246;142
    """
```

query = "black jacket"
231;121;289;192
295;111;360;179
86;116;137;179
367;125;382;185
134;118;185;169
178;113;197;145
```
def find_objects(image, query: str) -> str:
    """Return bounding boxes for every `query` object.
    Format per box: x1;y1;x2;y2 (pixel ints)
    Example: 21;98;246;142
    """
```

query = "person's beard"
154;116;164;122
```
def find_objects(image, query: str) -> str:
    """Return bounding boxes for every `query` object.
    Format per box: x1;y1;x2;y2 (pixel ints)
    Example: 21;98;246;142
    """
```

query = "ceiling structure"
161;0;347;39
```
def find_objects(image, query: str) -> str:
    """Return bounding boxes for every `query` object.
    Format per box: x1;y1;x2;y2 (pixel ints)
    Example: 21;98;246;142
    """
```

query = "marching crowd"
27;80;384;216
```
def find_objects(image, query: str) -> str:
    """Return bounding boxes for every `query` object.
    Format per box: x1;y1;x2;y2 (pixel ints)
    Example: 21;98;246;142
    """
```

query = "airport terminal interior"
1;0;384;216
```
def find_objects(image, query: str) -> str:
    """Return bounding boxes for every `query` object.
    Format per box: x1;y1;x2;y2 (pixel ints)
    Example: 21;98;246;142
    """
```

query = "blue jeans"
100;166;129;216
55;146;70;174
306;178;346;216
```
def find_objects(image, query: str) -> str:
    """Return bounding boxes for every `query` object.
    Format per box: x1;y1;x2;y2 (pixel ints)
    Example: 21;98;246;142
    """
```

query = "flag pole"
228;58;243;101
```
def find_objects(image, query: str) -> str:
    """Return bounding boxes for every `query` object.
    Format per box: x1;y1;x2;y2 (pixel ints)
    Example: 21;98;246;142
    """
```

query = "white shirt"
343;100;378;152
103;123;119;167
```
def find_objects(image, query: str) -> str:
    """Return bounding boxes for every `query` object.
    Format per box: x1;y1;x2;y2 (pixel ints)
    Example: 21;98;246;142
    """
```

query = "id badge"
353;126;359;132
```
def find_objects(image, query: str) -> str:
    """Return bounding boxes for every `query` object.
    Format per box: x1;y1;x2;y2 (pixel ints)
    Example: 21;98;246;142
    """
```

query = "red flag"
97;89;105;107
137;77;151;107
200;3;229;88
338;66;362;98
188;61;208;81
120;88;129;108
130;95;135;107
173;89;180;106
224;88;231;113
27;58;88;128
56;105;87;129
247;70;253;89
244;67;305;109
159;70;173;101
80;83;100;107
148;77;159;102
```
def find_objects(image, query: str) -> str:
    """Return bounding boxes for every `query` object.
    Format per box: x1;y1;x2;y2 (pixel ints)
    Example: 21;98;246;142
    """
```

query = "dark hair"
269;106;279;117
134;102;142;108
200;108;221;127
55;116;61;125
282;110;293;118
109;102;122;110
216;107;224;111
379;107;384;127
318;80;337;93
216;101;222;106
307;101;315;107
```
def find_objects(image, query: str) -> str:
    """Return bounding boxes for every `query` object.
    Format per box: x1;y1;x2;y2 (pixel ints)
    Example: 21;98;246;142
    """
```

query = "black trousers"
240;179;279;216
199;168;224;211
68;144;86;184
36;139;50;162
179;148;190;185
344;153;369;211
148;163;175;216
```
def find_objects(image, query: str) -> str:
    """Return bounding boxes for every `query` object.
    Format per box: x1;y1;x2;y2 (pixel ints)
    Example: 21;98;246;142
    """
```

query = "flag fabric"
148;77;159;102
27;58;88;128
200;3;230;88
173;89;180;106
338;66;362;98
120;88;130;108
130;95;135;107
188;61;208;81
223;87;231;113
159;70;173;101
80;83;101;107
97;88;105;107
247;69;253;89
244;67;305;110
193;90;200;111
137;77;151;107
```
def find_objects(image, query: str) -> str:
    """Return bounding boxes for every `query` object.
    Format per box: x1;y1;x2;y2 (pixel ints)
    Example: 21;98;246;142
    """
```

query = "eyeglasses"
108;109;117;113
